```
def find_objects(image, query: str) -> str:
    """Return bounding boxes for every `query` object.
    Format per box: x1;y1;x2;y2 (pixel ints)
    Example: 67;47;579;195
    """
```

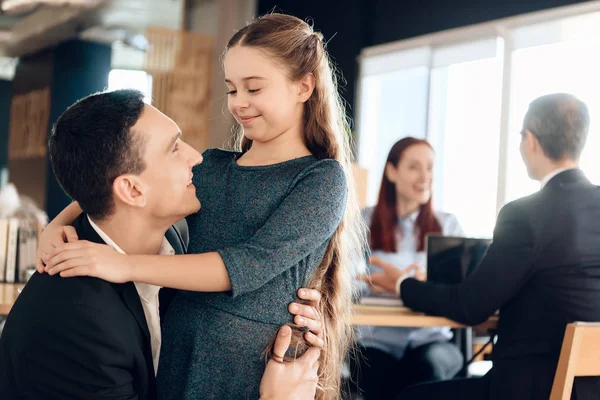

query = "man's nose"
181;141;202;166
191;151;203;166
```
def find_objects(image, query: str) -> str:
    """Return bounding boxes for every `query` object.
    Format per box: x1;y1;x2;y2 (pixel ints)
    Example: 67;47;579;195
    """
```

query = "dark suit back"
0;214;186;400
495;170;600;361
402;169;600;400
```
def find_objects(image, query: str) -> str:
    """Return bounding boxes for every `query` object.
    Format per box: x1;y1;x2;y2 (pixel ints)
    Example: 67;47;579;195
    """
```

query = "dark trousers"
397;363;599;400
397;375;490;400
349;342;463;399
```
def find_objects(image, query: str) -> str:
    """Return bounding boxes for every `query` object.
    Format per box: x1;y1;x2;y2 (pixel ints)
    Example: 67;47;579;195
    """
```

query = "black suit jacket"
0;214;186;400
402;169;600;400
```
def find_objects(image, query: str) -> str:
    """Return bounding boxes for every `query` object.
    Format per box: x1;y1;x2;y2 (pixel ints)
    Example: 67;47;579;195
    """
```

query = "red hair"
369;137;442;252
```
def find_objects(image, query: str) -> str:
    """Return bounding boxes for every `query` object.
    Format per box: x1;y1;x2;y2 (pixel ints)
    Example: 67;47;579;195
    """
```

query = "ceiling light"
1;0;101;14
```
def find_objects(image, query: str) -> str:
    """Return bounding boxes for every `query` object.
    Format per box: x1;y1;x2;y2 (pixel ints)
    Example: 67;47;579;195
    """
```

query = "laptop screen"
426;235;492;284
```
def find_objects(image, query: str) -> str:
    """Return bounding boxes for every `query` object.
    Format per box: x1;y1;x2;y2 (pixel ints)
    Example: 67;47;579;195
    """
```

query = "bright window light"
108;69;153;103
505;37;600;203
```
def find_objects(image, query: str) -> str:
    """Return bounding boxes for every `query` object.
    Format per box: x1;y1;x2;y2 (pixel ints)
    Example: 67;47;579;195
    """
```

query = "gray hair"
524;93;590;161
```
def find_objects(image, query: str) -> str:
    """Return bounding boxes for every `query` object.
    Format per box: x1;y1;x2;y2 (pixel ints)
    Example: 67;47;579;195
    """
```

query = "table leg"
453;327;473;377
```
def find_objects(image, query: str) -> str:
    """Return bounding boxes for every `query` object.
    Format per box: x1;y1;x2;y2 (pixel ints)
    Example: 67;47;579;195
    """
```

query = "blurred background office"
0;0;599;397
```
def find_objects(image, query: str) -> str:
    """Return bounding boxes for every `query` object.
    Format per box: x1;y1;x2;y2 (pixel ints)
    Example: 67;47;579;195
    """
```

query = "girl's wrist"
124;254;138;282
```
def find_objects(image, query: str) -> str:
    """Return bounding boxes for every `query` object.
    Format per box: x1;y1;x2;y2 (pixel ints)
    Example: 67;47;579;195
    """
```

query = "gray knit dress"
156;149;347;399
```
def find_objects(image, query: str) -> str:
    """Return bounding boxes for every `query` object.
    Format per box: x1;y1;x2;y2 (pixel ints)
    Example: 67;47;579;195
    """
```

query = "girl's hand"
44;241;133;283
35;226;79;273
289;288;324;348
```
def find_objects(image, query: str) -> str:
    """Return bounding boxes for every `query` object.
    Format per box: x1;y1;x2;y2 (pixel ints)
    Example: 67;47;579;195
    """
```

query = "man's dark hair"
524;93;590;161
48;89;147;219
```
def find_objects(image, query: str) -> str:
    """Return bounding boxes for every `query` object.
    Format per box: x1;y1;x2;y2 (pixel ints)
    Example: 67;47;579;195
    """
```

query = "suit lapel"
165;225;185;255
73;215;188;378
112;282;152;344
73;215;152;345
159;226;186;322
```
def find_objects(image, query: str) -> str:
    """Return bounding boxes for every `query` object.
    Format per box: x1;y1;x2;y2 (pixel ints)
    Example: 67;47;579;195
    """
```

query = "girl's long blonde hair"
226;13;366;399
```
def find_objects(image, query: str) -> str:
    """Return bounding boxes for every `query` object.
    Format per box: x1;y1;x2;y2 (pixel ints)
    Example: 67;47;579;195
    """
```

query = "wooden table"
352;304;498;330
0;283;25;315
352;304;498;375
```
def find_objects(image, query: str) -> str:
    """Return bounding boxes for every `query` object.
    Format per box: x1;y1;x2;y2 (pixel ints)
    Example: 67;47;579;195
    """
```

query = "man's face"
132;105;202;221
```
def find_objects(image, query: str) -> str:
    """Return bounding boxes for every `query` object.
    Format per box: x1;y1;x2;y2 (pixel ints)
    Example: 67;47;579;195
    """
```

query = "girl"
351;137;464;399
39;13;365;400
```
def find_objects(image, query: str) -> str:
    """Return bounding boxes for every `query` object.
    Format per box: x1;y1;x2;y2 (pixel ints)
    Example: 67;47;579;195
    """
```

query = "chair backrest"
550;322;600;400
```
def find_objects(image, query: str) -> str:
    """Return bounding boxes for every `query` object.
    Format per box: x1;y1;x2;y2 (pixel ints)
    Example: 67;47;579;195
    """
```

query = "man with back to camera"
363;93;600;400
0;89;323;400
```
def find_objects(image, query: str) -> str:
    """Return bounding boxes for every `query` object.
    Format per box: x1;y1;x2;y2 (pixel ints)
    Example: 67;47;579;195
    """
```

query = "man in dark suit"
364;93;600;400
0;89;322;400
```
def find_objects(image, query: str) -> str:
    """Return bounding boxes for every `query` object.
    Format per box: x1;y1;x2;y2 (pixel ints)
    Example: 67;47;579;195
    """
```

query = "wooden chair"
550;322;600;400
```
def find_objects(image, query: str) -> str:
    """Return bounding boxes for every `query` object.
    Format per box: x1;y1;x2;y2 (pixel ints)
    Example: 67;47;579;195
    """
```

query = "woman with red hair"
351;137;464;399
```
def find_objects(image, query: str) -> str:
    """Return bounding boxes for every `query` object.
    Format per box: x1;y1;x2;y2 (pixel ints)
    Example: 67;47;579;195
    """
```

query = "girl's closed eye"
226;89;237;95
248;88;261;94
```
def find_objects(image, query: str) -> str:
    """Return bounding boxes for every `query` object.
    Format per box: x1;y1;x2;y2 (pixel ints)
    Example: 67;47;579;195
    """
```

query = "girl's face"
224;46;314;146
385;144;434;205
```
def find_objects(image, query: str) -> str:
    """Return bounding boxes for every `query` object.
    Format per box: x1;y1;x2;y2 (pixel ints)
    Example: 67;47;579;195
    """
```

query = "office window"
428;39;502;237
505;13;600;203
357;48;430;206
358;3;600;238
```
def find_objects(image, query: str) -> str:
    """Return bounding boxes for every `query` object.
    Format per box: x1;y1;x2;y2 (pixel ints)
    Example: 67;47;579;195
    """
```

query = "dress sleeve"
217;160;347;297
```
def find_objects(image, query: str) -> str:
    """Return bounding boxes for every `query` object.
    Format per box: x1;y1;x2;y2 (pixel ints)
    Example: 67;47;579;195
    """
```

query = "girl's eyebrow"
224;76;267;84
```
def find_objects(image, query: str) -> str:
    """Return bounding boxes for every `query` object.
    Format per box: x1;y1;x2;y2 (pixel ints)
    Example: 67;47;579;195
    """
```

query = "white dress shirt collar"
87;216;174;258
540;167;576;189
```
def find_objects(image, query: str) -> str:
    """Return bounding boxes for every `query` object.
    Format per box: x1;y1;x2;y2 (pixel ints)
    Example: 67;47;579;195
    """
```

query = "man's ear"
113;175;147;208
524;129;539;153
297;73;316;103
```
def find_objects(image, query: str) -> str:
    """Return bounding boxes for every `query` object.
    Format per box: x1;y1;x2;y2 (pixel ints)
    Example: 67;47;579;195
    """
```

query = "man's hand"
357;256;426;295
260;326;320;400
288;288;324;347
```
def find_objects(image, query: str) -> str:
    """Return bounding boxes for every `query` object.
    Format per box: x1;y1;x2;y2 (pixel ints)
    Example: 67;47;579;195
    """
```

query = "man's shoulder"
2;273;129;351
503;181;600;215
12;272;121;319
500;191;542;215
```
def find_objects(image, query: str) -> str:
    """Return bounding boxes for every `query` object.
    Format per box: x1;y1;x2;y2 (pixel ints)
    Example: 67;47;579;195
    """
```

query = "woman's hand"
288;288;324;348
44;241;133;283
35;226;79;273
358;256;426;295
